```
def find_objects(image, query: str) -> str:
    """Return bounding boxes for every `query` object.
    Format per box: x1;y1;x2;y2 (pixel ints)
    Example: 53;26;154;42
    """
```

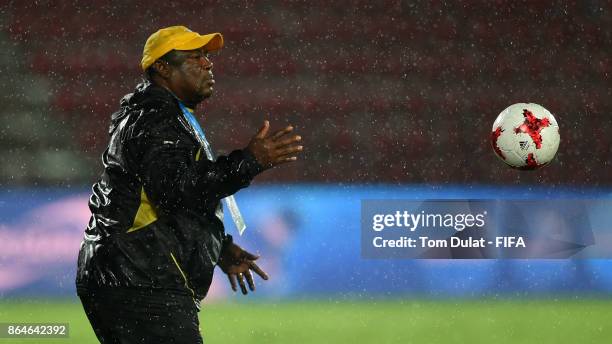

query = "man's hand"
247;121;303;169
218;242;269;295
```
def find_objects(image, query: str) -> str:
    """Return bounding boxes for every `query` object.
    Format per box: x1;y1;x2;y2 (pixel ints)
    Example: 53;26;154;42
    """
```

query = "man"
76;26;303;343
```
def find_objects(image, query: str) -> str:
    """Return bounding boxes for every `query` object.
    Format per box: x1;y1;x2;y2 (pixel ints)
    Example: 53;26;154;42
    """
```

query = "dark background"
1;0;610;186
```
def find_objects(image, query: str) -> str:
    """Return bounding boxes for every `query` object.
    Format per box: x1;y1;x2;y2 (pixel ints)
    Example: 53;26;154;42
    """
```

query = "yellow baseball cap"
141;26;224;70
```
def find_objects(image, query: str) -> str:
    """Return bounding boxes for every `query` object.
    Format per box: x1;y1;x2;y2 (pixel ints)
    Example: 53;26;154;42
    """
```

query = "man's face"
168;48;215;104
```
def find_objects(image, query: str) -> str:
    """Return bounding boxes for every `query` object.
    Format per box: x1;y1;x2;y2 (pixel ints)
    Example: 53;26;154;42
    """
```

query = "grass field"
1;299;611;343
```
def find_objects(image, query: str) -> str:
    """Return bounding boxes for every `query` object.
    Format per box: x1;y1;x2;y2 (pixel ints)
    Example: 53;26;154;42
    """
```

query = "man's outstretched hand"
247;121;303;169
218;242;269;295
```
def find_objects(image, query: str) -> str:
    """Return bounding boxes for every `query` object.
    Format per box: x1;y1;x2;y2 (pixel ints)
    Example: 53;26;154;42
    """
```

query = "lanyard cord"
173;96;247;235
177;101;215;161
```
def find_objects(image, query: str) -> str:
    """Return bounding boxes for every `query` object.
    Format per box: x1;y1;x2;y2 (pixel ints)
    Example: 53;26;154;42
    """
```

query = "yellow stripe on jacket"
127;187;158;233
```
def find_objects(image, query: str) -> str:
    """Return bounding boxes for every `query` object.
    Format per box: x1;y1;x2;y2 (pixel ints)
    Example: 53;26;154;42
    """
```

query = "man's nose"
201;56;213;70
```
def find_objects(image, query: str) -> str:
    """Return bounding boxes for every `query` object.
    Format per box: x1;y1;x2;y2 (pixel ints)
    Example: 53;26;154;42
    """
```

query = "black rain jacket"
76;81;261;301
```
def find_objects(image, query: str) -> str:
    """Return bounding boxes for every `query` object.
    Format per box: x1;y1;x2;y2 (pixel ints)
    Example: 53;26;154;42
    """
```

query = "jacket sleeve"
128;110;262;214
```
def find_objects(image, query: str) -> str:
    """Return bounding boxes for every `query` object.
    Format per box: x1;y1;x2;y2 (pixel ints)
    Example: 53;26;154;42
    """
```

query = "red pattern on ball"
514;109;550;149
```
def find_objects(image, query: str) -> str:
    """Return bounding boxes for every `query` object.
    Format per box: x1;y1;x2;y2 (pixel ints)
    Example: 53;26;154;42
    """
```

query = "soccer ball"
491;103;560;169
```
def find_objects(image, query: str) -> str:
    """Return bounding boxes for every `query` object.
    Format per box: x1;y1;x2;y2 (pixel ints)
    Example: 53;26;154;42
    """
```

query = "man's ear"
152;60;171;79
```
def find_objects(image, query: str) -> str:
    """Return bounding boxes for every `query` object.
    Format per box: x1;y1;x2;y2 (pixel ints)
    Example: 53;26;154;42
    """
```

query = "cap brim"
175;33;224;52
